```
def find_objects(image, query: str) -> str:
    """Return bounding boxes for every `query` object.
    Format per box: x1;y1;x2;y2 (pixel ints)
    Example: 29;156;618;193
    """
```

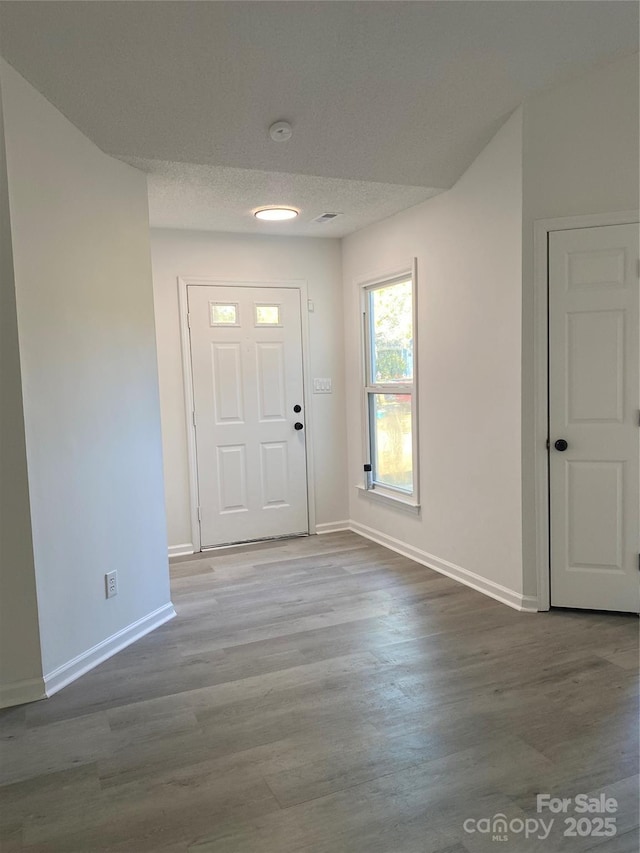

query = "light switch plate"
313;378;332;393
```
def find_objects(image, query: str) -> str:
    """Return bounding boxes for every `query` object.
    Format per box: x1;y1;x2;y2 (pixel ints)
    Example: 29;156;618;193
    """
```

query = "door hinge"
192;410;197;428
197;506;202;522
187;313;192;329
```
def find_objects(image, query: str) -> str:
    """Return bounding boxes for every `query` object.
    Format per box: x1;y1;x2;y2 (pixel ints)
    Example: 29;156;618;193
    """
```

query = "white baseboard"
349;521;539;612
43;602;177;698
0;676;47;710
168;543;194;558
315;521;351;535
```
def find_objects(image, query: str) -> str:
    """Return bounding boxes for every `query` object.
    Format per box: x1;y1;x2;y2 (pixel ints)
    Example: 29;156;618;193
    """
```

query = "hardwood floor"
1;532;637;852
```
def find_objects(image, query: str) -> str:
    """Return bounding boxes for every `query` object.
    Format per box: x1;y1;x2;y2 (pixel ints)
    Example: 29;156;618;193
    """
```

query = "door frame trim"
533;209;639;611
177;276;316;553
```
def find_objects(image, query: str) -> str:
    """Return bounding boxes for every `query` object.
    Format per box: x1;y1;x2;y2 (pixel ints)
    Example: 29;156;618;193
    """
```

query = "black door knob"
554;439;568;452
294;422;304;431
293;404;302;413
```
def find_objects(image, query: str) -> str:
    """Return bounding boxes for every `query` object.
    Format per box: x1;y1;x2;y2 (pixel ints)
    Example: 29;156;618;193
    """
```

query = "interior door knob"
554;439;568;452
293;404;302;413
294;422;304;431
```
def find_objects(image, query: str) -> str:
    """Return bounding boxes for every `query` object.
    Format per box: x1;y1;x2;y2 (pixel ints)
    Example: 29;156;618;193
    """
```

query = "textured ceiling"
125;158;443;237
0;1;637;236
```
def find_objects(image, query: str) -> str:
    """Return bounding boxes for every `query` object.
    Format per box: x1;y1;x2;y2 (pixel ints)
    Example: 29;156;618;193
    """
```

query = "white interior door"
549;223;639;612
188;285;308;548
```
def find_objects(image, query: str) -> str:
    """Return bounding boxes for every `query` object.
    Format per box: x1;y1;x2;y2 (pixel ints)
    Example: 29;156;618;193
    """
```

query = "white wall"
0;76;43;706
150;229;348;551
1;60;173;684
523;53;639;224
520;53;640;596
342;109;526;606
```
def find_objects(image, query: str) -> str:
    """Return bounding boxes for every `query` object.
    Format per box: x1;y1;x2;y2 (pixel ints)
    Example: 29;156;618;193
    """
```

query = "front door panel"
188;285;308;547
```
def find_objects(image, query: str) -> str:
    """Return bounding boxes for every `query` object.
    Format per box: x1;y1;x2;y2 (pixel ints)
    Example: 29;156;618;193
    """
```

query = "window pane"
255;305;280;325
210;303;238;325
370;394;413;491
370;280;413;383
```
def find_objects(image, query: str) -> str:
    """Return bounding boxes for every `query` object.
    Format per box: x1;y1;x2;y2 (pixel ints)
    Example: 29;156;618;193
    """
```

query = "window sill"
355;485;421;514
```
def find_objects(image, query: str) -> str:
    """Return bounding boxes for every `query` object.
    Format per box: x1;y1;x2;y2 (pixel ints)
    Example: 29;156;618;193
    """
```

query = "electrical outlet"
105;571;118;599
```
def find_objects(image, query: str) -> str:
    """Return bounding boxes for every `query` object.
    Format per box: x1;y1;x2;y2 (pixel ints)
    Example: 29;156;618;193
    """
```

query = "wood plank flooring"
1;532;638;852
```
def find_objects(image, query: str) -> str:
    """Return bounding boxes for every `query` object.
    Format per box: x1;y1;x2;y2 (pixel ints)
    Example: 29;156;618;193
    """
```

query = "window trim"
359;260;419;509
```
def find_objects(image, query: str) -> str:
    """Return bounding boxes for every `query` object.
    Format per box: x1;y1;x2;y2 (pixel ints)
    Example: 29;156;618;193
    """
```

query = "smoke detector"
269;121;293;142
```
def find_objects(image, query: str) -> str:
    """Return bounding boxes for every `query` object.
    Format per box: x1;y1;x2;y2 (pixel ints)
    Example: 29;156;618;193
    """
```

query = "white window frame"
359;260;419;510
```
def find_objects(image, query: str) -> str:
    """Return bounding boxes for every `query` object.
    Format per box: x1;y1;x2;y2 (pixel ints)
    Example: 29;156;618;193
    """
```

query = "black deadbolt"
554;439;568;452
293;404;302;413
294;422;304;431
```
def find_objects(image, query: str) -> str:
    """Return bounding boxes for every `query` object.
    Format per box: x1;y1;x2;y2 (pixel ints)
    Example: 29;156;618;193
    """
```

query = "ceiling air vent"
313;212;342;224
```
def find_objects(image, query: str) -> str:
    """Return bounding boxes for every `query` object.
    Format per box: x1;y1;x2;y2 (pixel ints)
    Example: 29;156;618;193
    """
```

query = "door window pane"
370;280;413;383
255;304;281;325
210;303;238;325
370;394;413;492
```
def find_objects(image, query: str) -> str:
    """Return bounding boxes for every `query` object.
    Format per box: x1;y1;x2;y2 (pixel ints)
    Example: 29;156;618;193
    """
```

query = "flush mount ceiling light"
254;207;299;221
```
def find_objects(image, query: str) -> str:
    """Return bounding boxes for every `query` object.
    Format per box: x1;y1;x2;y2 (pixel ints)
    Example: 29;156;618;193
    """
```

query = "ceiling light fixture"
254;207;298;222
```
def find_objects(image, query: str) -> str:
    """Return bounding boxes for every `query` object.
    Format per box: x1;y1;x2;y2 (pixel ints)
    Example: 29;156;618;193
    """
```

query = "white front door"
549;223;639;612
188;285;308;548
